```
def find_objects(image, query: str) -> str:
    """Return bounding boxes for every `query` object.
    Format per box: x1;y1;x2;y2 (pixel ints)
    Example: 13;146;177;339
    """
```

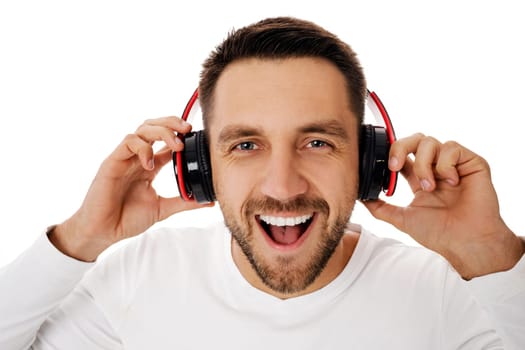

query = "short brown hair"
199;16;367;130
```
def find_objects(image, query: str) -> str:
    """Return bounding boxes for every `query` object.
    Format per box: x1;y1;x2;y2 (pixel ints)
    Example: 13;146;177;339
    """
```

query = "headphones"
173;89;397;203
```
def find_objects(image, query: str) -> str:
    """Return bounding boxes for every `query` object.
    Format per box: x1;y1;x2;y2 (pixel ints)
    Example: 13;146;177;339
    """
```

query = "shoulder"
80;221;227;296
75;222;228;330
102;221;225;261
357;227;456;284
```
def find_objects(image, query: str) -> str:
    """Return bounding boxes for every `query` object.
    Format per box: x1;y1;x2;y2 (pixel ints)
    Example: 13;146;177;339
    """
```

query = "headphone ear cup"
358;124;374;200
358;124;391;201
173;130;215;203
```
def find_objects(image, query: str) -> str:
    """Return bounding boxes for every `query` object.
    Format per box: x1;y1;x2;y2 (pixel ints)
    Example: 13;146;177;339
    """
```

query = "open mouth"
256;213;315;249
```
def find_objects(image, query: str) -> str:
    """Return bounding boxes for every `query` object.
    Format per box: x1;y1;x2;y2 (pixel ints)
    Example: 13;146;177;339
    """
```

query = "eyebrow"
298;120;349;140
216;119;350;146
217;125;264;147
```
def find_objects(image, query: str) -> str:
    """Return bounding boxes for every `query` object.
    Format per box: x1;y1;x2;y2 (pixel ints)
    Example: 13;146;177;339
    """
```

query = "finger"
411;136;442;191
152;146;175;171
107;117;192;172
142;116;193;132
136;116;192;149
140;125;180;150
397;157;422;193
390;134;442;192
434;141;463;186
362;199;405;232
158;196;215;221
111;134;155;170
388;133;426;172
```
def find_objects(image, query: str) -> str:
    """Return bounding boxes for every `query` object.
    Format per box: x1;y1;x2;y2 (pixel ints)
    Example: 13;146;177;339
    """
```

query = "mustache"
244;195;329;216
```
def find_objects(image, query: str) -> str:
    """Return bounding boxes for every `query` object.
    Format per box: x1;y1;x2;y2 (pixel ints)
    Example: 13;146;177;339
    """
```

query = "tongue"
269;225;302;245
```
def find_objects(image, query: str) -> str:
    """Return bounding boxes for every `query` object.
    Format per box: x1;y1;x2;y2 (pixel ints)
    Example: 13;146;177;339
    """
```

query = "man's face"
208;57;359;296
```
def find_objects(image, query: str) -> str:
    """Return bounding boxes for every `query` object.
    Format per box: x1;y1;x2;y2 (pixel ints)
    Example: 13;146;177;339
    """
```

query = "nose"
259;148;308;202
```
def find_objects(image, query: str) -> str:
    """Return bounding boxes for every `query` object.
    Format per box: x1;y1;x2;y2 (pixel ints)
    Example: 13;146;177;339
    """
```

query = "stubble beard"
223;195;353;296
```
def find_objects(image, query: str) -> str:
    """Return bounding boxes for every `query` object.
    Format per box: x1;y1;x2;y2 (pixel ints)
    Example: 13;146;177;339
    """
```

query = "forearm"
0;229;93;349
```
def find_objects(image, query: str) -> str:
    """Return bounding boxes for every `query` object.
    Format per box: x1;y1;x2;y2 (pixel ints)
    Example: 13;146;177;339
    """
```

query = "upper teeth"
259;214;313;227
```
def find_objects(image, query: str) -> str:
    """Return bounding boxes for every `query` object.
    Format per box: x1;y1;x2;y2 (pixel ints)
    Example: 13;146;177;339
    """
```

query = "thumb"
158;196;215;221
361;199;405;231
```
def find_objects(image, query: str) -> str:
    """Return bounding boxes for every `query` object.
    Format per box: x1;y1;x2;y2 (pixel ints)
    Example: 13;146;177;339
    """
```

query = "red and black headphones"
173;89;397;203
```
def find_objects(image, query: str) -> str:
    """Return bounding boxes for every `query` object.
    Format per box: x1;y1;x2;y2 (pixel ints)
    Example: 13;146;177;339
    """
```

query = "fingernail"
389;156;399;169
148;159;155;170
420;179;431;191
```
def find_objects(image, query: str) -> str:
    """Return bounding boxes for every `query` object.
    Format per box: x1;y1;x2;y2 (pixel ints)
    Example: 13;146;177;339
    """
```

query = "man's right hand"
49;116;211;262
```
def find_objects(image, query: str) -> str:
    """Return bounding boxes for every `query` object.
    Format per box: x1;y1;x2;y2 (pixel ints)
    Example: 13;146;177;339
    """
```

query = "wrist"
47;220;109;262
449;231;525;280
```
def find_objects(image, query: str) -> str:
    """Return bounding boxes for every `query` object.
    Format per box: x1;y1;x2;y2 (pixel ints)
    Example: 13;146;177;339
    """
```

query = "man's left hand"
363;133;525;279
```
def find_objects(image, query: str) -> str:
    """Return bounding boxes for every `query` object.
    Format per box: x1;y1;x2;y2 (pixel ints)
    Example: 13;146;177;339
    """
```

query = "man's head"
199;17;364;298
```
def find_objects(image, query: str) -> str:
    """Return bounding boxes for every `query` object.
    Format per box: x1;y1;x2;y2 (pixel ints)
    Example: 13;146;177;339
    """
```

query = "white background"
1;0;524;267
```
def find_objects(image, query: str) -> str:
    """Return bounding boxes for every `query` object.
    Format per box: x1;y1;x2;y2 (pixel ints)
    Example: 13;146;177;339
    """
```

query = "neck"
231;231;360;300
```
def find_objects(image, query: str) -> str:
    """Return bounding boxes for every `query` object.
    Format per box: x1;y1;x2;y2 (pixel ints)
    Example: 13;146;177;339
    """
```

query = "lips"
256;213;315;250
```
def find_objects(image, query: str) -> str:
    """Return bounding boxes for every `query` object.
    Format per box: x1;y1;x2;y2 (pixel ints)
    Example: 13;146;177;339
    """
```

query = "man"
0;16;524;349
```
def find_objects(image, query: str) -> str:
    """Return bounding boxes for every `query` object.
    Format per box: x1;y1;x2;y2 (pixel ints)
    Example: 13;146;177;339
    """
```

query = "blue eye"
235;142;257;151
307;140;328;148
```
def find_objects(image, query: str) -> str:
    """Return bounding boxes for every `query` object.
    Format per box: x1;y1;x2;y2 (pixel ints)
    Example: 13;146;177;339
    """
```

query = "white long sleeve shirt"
1;222;524;349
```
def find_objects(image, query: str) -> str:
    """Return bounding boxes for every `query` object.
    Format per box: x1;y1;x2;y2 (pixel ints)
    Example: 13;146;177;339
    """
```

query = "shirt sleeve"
0;231;122;349
466;238;525;350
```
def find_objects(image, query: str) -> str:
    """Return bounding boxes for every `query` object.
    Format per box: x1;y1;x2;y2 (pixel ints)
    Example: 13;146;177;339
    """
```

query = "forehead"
208;57;356;138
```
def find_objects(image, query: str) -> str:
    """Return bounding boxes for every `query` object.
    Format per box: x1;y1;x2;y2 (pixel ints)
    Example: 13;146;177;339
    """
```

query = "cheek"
303;155;359;195
322;174;358;213
211;159;255;206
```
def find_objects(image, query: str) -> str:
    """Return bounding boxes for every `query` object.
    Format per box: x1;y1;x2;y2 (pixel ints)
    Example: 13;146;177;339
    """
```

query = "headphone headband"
174;88;199;201
366;90;397;197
